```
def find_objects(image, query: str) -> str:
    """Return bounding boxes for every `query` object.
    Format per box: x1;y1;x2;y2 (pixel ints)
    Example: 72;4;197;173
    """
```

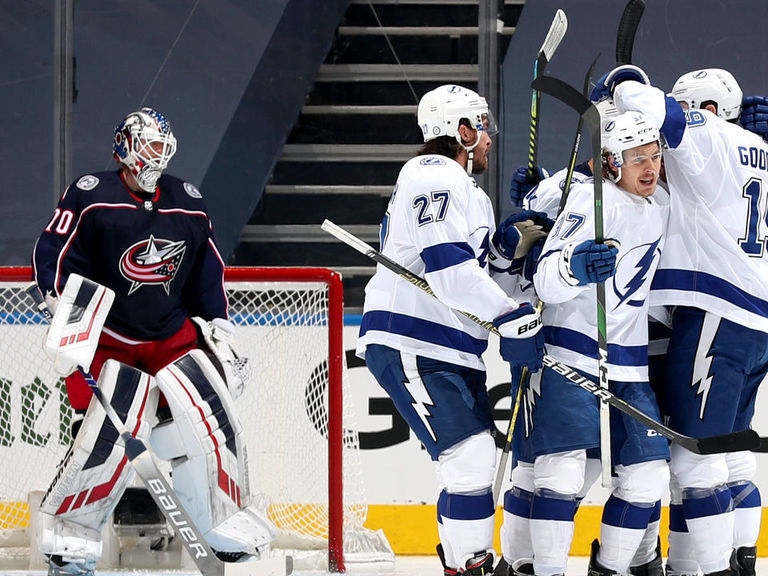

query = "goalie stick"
616;0;646;66
27;284;291;576
527;8;567;178
321;219;762;456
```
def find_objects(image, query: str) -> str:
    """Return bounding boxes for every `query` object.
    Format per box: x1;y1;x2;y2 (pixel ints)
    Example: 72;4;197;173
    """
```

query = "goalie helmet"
671;68;742;121
417;85;497;144
113;107;177;192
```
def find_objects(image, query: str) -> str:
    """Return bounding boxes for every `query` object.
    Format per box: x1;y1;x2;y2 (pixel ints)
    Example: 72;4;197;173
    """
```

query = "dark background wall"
4;0;768;264
499;0;768;218
0;0;349;264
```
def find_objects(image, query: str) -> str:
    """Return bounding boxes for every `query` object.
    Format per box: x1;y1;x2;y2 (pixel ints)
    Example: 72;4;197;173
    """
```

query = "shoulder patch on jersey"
419;156;446;166
76;175;99;191
685;109;707;127
184;182;202;198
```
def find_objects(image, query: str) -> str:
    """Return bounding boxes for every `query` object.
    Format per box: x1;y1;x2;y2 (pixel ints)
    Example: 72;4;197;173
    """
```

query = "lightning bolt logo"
691;314;720;420
612;237;662;310
401;356;438;442
523;371;543;438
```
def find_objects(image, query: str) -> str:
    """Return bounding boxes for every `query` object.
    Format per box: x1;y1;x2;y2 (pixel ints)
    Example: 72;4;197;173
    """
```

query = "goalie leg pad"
152;350;274;552
39;360;157;561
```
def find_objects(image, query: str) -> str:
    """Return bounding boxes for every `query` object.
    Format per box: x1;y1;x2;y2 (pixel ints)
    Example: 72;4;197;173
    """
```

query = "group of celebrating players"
356;64;768;576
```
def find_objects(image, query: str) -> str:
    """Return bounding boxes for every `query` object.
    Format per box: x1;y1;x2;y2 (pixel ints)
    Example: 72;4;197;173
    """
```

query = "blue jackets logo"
119;235;186;295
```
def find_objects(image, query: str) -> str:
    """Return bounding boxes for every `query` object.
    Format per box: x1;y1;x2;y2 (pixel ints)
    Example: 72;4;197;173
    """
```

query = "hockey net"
0;266;392;572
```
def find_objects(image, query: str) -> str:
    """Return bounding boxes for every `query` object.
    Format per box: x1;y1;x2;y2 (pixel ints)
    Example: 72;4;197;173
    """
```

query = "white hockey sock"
730;481;761;547
529;490;577;576
500;487;533;564
438;489;495;565
598;496;655;573
682;486;734;574
630;508;660;566
667;503;699;575
437;490;458;570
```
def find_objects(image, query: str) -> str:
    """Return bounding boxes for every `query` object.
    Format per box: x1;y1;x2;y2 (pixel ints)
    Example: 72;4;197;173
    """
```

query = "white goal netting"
0;267;392;571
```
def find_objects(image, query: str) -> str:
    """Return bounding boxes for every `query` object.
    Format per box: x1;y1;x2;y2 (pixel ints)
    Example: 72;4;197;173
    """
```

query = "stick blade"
616;0;646;65
693;429;761;455
539;9;567;62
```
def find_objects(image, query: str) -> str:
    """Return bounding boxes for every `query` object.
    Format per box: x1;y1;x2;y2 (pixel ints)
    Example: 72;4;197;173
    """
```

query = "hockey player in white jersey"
497;100;668;576
504;110;670;576
357;84;546;576
608;66;767;576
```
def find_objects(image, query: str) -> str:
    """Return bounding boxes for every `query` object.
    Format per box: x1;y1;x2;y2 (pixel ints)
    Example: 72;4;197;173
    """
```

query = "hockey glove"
509;166;550;207
559;240;618;286
590;64;651;103
493;303;544;373
522;237;546;282
740;95;768;139
493;210;554;262
193;317;252;399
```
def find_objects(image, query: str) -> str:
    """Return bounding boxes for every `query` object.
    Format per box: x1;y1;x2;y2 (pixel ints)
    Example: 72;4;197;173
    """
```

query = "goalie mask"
672;69;743;121
113;107;177;192
417;84;497;174
602;111;660;183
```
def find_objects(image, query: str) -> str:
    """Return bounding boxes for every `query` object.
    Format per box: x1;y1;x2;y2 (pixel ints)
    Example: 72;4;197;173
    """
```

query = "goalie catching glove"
192;317;251;399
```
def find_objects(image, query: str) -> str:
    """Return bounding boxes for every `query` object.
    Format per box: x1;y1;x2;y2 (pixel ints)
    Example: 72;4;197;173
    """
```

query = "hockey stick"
492;368;525;505
616;0;646;65
27;284;290;576
531;74;610;484
527;9;568;177
557;53;600;215
321;219;762;455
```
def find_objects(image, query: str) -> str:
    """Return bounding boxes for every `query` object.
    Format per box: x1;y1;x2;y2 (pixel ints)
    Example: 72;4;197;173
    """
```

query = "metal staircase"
234;0;523;310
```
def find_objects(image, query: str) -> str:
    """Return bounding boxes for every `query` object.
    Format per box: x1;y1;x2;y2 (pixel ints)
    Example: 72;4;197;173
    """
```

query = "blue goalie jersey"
32;170;228;341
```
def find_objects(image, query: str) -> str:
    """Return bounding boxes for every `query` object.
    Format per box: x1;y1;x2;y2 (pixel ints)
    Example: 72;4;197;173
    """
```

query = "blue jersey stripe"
421;242;475;273
651;268;768;317
360;310;488;357
660;96;687;149
544;326;648;367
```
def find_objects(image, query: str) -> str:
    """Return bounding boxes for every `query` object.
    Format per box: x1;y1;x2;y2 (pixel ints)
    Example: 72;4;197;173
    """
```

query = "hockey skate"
460;550;495;575
730;546;757;576
509;558;534;575
46;554;97;576
587;539;619;576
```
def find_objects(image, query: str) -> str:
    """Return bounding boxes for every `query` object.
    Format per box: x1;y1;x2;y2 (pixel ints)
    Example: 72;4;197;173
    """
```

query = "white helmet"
602;111;660;182
596;98;620;148
113;107;177;192
671;69;742;121
417;84;496;143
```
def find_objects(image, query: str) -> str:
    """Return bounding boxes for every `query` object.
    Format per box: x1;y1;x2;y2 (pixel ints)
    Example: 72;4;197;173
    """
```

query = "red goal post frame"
1;265;346;573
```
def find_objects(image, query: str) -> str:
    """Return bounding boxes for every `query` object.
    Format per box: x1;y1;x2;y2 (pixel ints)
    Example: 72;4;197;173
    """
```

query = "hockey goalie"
31;107;275;575
32;274;275;575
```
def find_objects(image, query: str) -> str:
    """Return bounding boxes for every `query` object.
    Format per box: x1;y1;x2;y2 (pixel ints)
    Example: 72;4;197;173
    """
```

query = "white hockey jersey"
534;178;669;381
615;81;768;333
357;154;521;370
523;163;593;217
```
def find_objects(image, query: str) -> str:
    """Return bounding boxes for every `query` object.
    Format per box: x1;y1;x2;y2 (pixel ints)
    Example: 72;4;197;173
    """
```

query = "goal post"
0;266;392;572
